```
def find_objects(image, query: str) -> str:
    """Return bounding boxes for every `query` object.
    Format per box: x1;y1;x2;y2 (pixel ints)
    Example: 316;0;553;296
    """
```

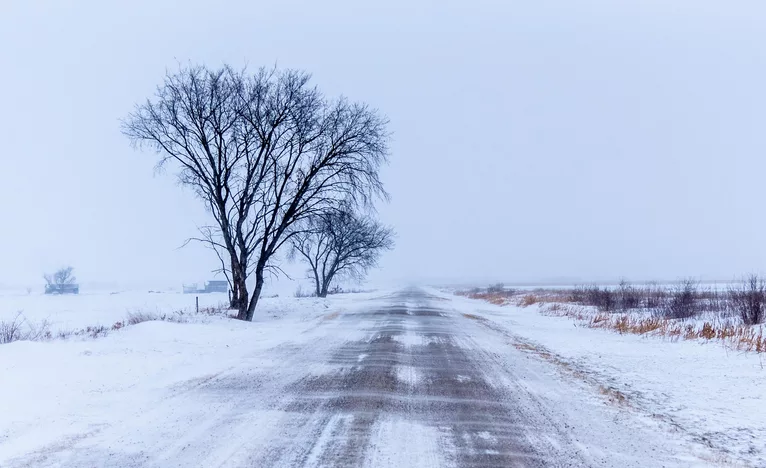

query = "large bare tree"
122;65;389;320
290;210;394;297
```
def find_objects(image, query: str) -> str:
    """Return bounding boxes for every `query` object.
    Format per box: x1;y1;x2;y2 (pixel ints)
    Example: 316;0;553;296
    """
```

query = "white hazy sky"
1;0;765;290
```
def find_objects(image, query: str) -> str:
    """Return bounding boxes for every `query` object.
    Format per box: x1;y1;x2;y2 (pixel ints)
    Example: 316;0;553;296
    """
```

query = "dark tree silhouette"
290;210;394;297
123;65;389;320
44;266;76;287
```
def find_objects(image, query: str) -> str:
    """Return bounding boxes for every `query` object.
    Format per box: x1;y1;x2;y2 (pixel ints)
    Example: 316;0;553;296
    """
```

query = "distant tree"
122;65;389;321
290;210;394;297
44;266;76;287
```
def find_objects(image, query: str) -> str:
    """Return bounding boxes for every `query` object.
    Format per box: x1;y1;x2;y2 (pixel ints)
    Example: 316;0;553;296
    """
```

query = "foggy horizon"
2;0;766;292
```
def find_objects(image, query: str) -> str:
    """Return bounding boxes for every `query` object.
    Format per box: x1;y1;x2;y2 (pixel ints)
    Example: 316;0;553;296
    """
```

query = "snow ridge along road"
2;288;716;467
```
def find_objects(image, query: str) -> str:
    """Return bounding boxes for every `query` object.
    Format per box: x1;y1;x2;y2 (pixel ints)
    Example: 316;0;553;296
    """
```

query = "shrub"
662;279;699;319
85;325;110;338
570;285;616;311
644;282;666;310
617;279;641;311
728;275;766;325
588;285;615;312
0;313;51;344
0;314;25;344
126;311;162;325
487;283;505;294
569;286;586;304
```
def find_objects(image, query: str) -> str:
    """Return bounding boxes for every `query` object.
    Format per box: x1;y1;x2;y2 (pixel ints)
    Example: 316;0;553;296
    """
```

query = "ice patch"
357;353;368;362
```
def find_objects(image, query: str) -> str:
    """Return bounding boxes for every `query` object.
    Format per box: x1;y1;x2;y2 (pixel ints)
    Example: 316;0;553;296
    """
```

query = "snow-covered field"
440;290;766;467
0;290;231;333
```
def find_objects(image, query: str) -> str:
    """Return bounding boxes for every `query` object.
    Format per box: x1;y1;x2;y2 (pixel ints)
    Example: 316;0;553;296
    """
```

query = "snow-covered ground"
0;290;379;466
438;289;766;467
1;287;763;466
0;290;231;333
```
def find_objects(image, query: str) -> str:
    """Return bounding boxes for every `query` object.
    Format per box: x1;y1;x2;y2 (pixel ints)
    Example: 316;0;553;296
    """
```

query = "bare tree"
122;65;389;320
44;267;76;287
290;210;394;297
43;266;79;295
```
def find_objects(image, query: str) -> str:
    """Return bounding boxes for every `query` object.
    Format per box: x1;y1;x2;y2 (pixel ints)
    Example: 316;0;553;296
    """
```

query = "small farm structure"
44;283;80;294
182;281;229;294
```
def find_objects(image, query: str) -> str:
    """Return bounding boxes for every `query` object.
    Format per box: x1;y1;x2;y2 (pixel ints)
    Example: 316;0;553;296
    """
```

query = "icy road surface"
3;288;712;467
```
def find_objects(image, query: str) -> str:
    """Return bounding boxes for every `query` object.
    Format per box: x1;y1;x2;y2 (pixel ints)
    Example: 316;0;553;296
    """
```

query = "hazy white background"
1;0;765;291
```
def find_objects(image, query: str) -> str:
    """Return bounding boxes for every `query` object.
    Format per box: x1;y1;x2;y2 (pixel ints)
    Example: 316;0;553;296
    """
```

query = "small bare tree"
290;210;393;297
44;267;76;287
123;65;389;321
728;274;766;325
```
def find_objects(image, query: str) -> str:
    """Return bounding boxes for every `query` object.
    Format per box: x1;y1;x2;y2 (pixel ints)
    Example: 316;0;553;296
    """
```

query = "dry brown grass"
539;304;591;321
455;291;515;305
516;292;576;308
520;294;538;307
466;293;766;354
578;308;765;353
458;289;575;308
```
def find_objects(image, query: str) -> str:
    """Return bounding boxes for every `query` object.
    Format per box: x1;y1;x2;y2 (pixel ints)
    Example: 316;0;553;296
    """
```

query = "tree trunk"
230;280;241;310
234;277;249;320
245;270;265;321
231;257;249;320
319;275;333;298
225;248;249;319
229;253;244;310
312;267;322;297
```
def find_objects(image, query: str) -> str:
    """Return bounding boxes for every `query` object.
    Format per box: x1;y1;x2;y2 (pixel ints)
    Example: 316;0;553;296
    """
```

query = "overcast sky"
1;0;765;291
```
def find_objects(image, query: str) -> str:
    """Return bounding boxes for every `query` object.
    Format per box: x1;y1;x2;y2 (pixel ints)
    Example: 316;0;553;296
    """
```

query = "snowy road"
4;288;711;467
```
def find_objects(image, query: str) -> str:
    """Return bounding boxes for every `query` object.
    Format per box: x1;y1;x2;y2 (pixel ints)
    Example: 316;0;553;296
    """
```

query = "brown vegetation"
460;278;766;354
